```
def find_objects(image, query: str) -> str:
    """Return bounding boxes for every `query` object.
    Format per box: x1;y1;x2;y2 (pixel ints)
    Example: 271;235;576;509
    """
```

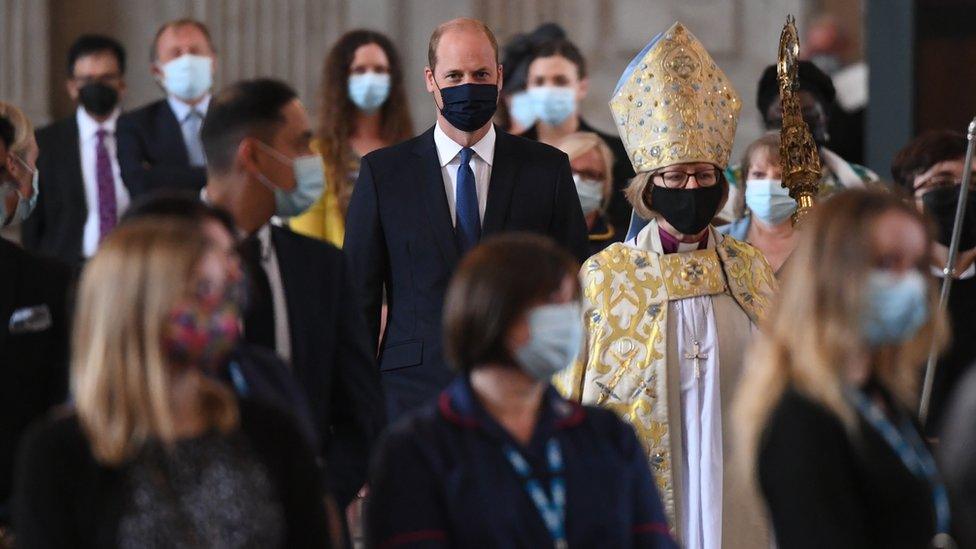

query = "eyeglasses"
654;168;720;189
914;175;976;194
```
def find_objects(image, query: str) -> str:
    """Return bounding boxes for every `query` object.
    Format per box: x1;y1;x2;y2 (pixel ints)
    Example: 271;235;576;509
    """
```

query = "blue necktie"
183;109;206;167
455;147;481;253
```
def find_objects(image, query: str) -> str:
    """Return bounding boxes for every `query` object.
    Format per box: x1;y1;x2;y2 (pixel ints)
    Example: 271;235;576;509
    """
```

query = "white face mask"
514;302;584;381
159;54;213;102
573;173;604;215
744;178;796;225
253;141;326;218
347;72;391;113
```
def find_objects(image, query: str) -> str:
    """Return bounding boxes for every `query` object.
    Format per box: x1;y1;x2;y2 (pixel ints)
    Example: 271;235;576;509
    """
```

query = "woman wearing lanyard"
365;233;675;549
733;189;955;548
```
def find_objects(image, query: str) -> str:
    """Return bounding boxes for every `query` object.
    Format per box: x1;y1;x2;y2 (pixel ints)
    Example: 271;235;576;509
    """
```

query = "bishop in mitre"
556;22;777;549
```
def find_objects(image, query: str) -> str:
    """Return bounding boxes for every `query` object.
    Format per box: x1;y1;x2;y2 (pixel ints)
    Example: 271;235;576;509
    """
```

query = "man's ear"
496;63;504;91
577;77;590;101
237;138;260;174
425;66;436;93
66;79;79;102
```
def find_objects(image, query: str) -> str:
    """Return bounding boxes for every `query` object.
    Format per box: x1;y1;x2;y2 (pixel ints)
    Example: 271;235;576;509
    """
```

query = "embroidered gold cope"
555;223;777;545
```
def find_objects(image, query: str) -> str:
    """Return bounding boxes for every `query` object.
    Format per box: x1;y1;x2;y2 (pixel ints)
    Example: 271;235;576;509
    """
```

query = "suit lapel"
63;118;87;219
159;101;190;165
268;226;307;371
483;129;519;235
415;128;460;266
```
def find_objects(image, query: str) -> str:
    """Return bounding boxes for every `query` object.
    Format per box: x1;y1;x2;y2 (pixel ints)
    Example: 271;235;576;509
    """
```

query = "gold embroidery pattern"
659;249;726;298
609;22;741;174
558;239;776;527
716;235;779;324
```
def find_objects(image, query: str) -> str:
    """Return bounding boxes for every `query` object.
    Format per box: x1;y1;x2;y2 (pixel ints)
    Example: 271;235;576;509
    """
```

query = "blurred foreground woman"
734;189;953;548
366;233;675;549
14;218;331;548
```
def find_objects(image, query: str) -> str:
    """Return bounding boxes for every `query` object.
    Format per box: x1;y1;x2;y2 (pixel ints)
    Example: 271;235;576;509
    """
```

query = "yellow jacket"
289;139;350;248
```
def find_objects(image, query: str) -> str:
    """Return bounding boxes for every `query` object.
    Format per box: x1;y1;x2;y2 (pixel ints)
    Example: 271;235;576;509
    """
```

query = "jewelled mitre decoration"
610;22;741;174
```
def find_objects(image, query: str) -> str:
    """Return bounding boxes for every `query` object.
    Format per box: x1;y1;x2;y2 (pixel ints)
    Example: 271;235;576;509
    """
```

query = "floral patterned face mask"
162;281;243;371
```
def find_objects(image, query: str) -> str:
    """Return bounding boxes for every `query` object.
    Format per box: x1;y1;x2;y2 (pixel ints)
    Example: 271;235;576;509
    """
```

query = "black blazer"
759;387;939;549
21;117;87;264
267;225;384;508
344;126;589;420
116;99;207;198
0;239;72;520
13;399;332;548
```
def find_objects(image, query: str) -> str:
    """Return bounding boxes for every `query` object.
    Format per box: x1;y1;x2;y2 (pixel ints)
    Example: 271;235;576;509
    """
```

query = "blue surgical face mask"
254;141;326;218
514;302;584;380
745;178;796;225
0;156;38;227
862;269;929;346
528;86;576;127
348;72;391;113
508;91;538;129
160;54;213;102
573;173;604;215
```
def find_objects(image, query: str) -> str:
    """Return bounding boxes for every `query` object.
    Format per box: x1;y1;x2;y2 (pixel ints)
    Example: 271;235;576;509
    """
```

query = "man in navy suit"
117;18;216;198
344;17;590;420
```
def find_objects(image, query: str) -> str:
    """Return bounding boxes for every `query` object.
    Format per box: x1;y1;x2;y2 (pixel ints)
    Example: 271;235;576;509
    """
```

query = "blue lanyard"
848;390;951;537
502;439;568;549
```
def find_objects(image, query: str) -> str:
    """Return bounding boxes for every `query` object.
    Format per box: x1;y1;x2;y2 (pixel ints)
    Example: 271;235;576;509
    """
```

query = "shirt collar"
75;106;121;141
438;374;585;436
167;93;211;122
433;121;496;168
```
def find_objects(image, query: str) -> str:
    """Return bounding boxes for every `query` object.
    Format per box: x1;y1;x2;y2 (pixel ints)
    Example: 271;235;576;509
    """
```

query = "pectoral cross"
684;340;708;379
595;381;621;403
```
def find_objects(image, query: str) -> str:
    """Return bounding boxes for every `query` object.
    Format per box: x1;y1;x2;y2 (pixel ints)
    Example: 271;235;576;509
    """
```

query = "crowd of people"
1;13;974;549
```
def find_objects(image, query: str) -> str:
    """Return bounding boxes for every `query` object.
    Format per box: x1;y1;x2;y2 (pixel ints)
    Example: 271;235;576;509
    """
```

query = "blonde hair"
555;131;614;208
734;132;781;218
72;218;238;465
0;101;35;159
732;189;947;483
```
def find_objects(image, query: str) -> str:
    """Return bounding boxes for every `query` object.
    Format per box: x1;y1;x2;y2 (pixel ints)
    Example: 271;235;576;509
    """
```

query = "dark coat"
116;99;207;198
365;376;676;549
0;239;73;521
22;117;87;264
344;126;589;420
759;387;940;549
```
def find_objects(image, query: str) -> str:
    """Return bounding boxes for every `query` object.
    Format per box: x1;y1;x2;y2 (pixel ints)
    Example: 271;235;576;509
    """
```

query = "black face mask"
78;83;119;117
922;186;976;251
436;82;498;132
651;184;723;236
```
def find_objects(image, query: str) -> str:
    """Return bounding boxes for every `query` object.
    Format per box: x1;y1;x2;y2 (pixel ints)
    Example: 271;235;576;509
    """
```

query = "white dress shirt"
167;94;211;167
200;188;292;364
433;121;494;226
76;107;130;257
255;224;292;364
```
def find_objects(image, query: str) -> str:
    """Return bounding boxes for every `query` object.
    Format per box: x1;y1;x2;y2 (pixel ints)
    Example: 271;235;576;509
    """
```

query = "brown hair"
427;18;499;70
529;38;587;79
443;233;580;372
318;30;413;215
150;18;215;63
891;129;969;191
735;132;781;218
733;189;947;482
73;218;238;465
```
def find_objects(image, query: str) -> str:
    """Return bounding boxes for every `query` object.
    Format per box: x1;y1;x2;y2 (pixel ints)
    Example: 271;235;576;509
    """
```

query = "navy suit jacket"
21;117;87;264
344;126;589;420
116;99;207;198
266;225;384;508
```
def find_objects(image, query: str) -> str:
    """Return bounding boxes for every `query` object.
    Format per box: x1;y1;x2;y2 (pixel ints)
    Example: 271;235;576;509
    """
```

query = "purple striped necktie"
95;128;117;241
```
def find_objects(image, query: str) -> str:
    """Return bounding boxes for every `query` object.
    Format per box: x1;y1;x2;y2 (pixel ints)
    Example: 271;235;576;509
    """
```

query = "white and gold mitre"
610;22;741;174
